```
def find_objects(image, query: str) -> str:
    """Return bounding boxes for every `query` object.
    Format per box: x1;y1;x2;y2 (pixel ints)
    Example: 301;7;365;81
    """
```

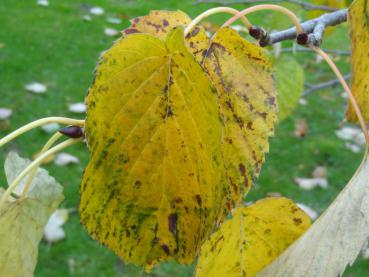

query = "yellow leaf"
346;0;369;122
80;27;228;267
124;10;209;63
203;27;277;205
196;197;311;277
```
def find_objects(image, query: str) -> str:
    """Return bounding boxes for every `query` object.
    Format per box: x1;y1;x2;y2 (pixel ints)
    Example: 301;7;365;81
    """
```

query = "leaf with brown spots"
124;10;209;63
202;27;277;205
196;197;311;277
346;0;369;122
80;27;230;267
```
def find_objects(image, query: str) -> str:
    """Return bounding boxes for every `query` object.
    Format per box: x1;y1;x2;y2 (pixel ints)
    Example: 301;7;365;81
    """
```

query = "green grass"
0;0;367;276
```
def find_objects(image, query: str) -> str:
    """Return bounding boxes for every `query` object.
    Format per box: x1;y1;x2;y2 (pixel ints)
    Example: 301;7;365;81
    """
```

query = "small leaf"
196;197;311;277
257;151;369;276
25;82;47;94
273;56;304;121
347;0;369;122
0;108;12;120
0;152;64;276
44;209;69;243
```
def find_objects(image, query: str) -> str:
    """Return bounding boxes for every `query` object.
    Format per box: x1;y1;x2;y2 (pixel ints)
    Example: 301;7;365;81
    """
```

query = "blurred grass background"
0;0;367;276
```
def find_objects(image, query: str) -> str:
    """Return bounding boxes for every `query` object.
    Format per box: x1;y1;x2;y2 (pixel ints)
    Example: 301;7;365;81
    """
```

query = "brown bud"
297;33;309;45
59;125;84;139
249;26;263;40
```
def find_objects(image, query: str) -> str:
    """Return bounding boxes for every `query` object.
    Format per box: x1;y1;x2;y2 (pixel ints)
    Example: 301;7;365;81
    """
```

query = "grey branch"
194;0;338;11
260;8;348;46
303;74;351;96
281;47;351;56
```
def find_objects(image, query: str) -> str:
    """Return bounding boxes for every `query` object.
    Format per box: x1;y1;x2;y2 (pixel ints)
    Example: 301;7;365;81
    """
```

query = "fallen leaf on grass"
37;0;49;6
312;166;327;178
41;123;61;134
0;108;12;120
54;153;79;166
68;102;86;113
345;142;361;153
104;28;119;37
44;209;69;243
89;6;104;15
293;119;309;137
83;15;92;21
25;82;47;94
0;152;64;276
106;17;122;24
294;177;328;190
336;126;366;145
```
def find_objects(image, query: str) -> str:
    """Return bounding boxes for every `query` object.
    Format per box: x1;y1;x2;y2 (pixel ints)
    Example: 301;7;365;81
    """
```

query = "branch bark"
303;73;351;96
259;8;348;46
194;0;338;11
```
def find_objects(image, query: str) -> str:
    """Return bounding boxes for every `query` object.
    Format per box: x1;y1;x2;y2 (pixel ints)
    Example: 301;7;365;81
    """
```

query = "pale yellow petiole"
0;117;85;148
0;138;82;210
20;132;63;199
184;7;252;37
222;4;303;34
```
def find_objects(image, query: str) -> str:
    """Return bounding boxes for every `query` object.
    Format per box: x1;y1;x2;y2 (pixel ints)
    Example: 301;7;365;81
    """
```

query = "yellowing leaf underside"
196;197;311;277
203;27;277;205
347;0;369;122
80;28;230;266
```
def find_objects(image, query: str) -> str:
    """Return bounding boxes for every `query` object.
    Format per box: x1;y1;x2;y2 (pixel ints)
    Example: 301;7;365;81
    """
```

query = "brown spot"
162;244;170;255
133;18;140;23
134;180;141;188
195;195;202;206
190;27;200;37
125;28;140;35
293;217;302;225
239;163;246;176
163;19;169;27
168;213;178;235
264;228;271;234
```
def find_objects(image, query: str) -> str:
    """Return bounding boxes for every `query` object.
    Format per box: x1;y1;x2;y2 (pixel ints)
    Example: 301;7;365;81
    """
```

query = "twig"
281;47;351;56
194;0;338;12
260;8;348;46
303;73;351;96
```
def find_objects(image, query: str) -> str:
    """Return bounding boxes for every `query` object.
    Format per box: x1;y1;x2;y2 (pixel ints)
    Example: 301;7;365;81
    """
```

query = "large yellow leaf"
202;27;277;205
257;151;369;276
346;0;369;122
124;10;209;63
196;197;311;277
80;27;229;267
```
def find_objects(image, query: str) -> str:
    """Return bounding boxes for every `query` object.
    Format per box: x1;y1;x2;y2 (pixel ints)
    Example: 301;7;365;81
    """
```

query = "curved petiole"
222;4;303;34
184;7;252;37
20;132;63;199
0;117;85;148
